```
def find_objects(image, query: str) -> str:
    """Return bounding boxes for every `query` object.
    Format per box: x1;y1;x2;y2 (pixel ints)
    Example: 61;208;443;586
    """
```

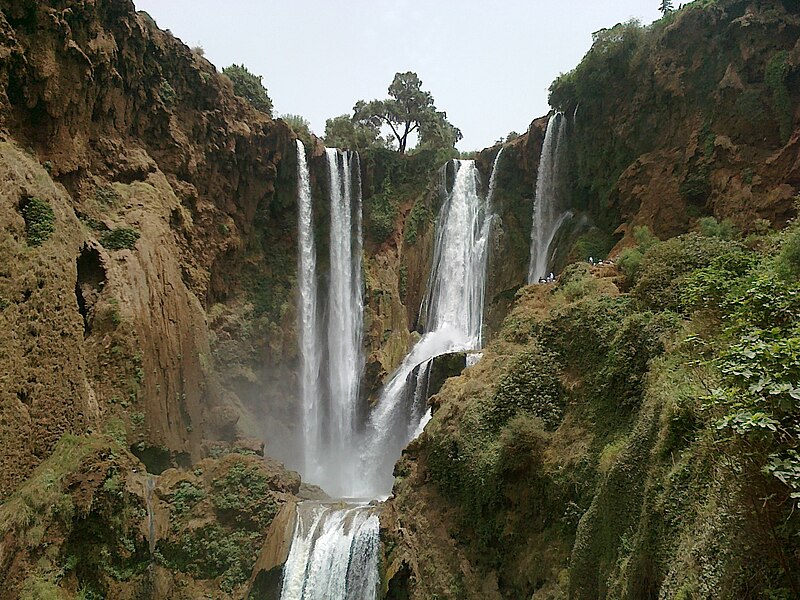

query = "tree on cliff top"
324;115;384;151
659;0;674;15
222;64;273;116
353;71;461;154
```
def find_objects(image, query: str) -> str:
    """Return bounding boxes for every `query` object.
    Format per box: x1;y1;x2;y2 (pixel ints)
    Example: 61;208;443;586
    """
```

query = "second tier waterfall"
357;157;500;497
284;147;502;599
528;112;570;283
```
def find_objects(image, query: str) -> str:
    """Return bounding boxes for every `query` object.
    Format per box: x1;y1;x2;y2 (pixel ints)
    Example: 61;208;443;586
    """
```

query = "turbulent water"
528;112;570;283
296;140;322;478
324;148;365;496
285;151;502;598
280;502;380;600
357;158;499;497
294;144;364;496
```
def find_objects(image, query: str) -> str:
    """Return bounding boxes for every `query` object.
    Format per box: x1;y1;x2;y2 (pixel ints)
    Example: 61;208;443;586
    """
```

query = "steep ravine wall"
0;0;296;495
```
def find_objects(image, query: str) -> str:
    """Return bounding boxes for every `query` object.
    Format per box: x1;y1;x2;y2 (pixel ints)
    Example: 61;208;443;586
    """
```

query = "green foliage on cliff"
366;176;398;242
404;196;433;246
281;113;313;148
324;114;383;151
404;221;800;598
766;51;792;144
222;64;273;116
101;227;140;251
22;197;55;246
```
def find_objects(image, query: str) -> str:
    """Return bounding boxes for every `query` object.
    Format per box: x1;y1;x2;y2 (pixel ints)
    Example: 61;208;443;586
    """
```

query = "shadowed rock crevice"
75;245;106;336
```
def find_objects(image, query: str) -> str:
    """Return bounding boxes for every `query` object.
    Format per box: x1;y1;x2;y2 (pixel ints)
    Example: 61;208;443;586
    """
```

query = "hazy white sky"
135;1;662;150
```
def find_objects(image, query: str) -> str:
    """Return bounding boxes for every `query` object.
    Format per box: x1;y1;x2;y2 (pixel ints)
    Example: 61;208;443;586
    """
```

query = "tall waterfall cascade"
357;157;500;497
294;143;364;497
284;147;503;599
528;112;571;283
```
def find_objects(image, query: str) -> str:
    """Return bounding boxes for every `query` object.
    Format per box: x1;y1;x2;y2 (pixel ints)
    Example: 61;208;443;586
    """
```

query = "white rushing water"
528;113;570;283
281;502;380;600
284;150;503;598
357;157;500;497
323;148;364;495
296;140;322;477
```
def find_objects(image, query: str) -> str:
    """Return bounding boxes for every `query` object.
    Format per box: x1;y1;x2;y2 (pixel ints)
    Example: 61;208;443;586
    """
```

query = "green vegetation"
366;176;398;244
404;195;433;246
101;227;140;251
324;114;383;151
354;71;461;154
94;185;121;205
22;197;55;246
618;225;659;279
765;51;792;143
405;218;800;598
158;78;176;106
159;457;282;593
281;113;313;148
222;64;273;115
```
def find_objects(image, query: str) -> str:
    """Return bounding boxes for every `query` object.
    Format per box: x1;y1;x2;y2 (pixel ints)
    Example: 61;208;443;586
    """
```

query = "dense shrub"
365;176;397;243
404;196;433;246
101;227;140;251
22;197;55;246
222;64;273;115
633;233;743;311
487;345;564;431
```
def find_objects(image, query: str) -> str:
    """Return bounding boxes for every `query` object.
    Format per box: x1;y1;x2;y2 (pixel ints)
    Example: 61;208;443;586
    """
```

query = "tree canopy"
659;0;674;15
324;115;383;151
222;64;273;116
353;71;461;154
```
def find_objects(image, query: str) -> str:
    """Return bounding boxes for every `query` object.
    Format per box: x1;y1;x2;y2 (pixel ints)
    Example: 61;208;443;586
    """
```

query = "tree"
222;64;273;115
659;0;674;15
324;114;382;150
353;71;461;154
281;114;313;147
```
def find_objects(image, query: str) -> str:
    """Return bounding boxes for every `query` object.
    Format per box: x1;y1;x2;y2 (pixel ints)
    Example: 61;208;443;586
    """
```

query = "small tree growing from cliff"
324;115;383;151
222;64;273;116
659;0;674;15
354;71;461;154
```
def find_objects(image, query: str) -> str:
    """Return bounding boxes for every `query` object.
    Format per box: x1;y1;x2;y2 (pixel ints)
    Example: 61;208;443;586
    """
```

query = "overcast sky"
135;1;662;151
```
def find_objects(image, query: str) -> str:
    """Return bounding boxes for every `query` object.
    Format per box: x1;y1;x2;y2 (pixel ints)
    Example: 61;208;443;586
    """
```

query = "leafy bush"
211;461;278;528
365;176;397;243
22;197;55;246
94;185;121;205
633;233;743;311
404;196;433;246
618;226;659;280
101;227;140;251
222;64;273;115
697;216;738;240
487;346;564;430
775;226;800;281
281;113;313;147
171;481;205;515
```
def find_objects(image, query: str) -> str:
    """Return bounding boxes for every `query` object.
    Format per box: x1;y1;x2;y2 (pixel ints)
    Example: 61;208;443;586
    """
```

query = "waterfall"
357;158;498;497
296;140;322;478
323;148;364;496
280;502;380;600
528;113;569;283
284;151;501;597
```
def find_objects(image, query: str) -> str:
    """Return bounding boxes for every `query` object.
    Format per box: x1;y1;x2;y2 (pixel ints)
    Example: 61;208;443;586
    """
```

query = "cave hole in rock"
75;245;106;336
130;444;172;475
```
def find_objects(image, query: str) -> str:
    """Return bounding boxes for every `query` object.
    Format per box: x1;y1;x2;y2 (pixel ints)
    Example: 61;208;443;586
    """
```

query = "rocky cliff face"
548;0;800;249
0;0;297;497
